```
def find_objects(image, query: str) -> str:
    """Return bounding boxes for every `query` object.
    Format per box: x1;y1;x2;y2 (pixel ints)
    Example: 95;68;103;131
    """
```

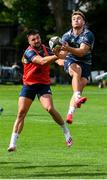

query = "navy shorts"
19;84;52;101
64;56;91;80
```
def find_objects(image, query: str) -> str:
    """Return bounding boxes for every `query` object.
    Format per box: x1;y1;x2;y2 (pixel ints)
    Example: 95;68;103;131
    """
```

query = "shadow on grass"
0;163;107;178
14;164;107;178
15;164;89;168
0;161;28;164
2;114;48;117
27;172;107;178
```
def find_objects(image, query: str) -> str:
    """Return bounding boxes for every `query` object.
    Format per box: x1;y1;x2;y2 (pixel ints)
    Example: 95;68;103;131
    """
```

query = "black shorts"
19;84;52;101
64;57;91;80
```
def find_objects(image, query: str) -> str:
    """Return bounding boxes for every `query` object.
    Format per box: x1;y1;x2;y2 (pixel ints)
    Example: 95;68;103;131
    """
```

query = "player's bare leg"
39;94;72;147
66;64;88;124
8;97;32;152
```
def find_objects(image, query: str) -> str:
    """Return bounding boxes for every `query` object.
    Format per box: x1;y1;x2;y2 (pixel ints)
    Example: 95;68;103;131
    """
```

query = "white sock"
74;91;81;101
61;123;71;142
68;106;75;115
64;131;71;142
9;132;19;147
61;123;71;135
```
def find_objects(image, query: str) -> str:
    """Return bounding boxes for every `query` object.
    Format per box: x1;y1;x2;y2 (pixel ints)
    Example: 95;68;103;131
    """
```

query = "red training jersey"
22;44;52;85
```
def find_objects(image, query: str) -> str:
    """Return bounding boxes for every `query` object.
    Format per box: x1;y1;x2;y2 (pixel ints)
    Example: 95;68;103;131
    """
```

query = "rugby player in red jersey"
8;29;72;152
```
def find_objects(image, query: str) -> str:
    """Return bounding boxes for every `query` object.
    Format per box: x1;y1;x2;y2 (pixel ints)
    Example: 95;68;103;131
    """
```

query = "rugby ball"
49;36;62;49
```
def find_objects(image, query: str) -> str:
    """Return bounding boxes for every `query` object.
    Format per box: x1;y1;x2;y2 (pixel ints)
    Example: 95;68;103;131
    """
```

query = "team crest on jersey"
22;56;28;64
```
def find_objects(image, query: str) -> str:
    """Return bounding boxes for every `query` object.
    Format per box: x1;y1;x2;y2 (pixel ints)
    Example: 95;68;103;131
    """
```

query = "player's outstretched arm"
52;48;67;59
32;54;58;65
61;42;90;57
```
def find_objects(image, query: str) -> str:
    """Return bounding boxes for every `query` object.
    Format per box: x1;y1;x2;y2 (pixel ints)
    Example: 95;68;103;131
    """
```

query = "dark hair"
72;10;86;21
27;29;40;37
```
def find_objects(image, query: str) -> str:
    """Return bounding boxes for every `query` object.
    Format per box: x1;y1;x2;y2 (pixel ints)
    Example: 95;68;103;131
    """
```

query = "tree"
49;0;66;34
84;0;107;70
1;0;107;70
0;0;55;59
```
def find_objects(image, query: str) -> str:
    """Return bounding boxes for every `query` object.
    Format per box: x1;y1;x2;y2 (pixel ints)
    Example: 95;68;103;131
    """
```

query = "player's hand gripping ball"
49;36;62;50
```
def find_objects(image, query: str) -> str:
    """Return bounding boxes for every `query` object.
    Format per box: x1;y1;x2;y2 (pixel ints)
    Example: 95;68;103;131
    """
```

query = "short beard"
34;43;41;49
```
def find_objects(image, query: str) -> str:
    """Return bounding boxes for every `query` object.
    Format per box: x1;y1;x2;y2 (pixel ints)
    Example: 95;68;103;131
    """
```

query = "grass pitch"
0;84;107;179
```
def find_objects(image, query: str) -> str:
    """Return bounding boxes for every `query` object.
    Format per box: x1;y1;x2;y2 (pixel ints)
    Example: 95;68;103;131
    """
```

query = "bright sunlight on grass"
0;85;107;179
